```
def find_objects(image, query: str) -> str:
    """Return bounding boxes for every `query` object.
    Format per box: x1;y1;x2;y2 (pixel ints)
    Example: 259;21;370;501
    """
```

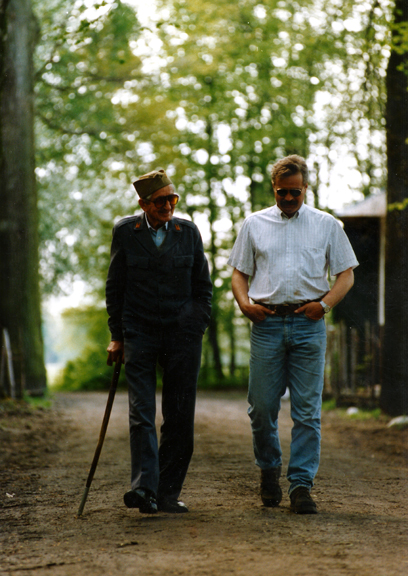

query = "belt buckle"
282;303;298;315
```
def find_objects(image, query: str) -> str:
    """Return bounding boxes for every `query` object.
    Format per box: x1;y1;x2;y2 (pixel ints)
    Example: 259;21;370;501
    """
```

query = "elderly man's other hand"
107;340;124;366
295;301;325;321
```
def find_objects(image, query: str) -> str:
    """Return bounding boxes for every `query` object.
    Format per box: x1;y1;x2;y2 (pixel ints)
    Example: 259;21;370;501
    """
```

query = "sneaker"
290;486;317;514
260;467;282;507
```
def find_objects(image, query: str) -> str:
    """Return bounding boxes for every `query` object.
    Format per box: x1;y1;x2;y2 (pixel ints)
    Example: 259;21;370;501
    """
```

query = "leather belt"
254;298;323;316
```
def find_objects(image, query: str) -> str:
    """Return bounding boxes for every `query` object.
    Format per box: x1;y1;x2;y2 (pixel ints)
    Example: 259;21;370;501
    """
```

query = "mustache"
281;200;298;206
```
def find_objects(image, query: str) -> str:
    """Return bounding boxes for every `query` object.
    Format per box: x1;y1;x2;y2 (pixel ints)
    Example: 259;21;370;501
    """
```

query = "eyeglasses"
276;188;303;198
146;194;179;208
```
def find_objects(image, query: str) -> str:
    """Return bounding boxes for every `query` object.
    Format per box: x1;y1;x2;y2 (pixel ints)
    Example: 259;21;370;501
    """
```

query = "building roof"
336;192;386;218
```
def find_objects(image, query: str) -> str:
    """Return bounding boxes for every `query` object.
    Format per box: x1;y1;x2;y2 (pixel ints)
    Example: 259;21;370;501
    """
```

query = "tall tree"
34;0;171;297
380;0;408;416
0;0;46;395
309;0;390;200
29;0;396;387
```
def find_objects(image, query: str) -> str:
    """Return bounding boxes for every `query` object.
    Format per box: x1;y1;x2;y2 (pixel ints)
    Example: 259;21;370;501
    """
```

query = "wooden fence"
324;320;382;408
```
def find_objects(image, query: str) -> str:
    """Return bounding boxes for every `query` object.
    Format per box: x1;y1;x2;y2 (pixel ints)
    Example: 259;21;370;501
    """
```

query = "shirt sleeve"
328;218;359;276
227;218;256;276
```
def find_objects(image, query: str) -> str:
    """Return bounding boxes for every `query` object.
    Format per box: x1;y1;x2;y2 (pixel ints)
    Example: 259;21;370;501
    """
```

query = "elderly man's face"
139;185;178;230
273;172;307;218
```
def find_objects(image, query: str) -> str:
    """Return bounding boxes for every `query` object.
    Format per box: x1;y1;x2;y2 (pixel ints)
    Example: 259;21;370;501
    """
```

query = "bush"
197;366;249;390
51;305;250;392
54;345;127;391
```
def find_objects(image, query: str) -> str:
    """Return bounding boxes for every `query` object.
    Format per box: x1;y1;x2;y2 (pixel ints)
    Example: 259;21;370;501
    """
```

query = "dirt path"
1;391;407;576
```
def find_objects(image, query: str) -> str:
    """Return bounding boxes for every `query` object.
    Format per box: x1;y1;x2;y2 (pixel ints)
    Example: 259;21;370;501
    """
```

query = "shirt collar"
144;213;169;231
275;202;306;220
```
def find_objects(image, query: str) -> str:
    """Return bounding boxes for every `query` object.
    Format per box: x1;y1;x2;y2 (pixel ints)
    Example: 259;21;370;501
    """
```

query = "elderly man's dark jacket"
106;213;212;341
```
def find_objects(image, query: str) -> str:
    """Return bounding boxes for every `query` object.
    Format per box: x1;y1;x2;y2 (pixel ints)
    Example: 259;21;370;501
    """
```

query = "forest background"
1;0;407;413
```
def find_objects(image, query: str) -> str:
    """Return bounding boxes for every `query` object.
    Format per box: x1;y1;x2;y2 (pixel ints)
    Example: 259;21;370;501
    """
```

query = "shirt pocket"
300;247;327;279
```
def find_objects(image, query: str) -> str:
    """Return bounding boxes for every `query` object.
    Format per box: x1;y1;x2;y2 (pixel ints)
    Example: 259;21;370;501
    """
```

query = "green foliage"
34;0;395;387
347;407;382;421
0;394;53;414
24;391;53;410
52;305;128;391
388;198;408;211
55;341;249;392
392;20;408;55
34;0;177;296
157;0;329;208
198;365;249;390
51;304;248;391
321;398;337;411
34;0;393;298
321;399;383;421
54;345;126;391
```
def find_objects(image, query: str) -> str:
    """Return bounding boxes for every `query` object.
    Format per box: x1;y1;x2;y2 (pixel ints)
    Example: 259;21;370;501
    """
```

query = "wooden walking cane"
77;357;122;517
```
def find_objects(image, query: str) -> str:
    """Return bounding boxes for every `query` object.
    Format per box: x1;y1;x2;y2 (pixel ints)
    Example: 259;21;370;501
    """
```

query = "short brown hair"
271;155;308;186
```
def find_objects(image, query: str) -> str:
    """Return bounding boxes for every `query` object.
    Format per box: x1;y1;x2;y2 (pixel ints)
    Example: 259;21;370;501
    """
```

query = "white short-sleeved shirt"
228;203;359;305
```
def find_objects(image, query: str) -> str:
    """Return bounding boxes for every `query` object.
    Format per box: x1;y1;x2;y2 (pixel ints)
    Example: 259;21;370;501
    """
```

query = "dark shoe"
261;467;282;507
290;486;317;514
124;489;158;514
157;497;189;513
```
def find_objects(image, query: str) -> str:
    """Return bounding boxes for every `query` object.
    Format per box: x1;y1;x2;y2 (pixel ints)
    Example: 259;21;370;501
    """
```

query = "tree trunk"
380;0;408;415
0;0;46;396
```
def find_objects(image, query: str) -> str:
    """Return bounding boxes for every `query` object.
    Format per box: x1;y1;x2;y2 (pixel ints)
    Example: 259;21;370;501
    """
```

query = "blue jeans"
248;314;327;494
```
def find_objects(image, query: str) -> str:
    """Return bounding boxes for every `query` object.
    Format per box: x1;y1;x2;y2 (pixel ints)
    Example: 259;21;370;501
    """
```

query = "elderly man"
228;155;358;514
106;169;212;514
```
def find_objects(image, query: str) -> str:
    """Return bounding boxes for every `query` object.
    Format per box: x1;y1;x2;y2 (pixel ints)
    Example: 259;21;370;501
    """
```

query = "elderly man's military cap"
133;169;173;199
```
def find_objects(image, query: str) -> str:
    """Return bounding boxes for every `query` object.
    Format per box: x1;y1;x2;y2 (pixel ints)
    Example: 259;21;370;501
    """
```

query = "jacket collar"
133;214;182;256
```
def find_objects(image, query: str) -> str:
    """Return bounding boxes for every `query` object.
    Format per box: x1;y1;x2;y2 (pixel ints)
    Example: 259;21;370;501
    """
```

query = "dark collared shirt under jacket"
106;214;212;341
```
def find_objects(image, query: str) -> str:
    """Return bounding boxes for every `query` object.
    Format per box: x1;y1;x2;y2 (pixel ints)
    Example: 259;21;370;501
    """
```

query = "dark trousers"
124;325;203;500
